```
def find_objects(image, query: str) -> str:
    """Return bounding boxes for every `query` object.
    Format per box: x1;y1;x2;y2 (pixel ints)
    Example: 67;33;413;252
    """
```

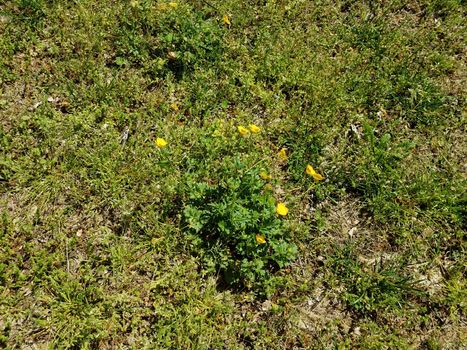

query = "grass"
0;0;466;348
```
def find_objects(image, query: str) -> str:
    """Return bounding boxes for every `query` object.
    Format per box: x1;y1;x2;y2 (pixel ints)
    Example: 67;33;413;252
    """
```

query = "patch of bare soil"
292;285;353;336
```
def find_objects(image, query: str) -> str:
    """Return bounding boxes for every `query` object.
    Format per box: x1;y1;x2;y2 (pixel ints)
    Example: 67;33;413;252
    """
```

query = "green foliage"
182;138;296;295
113;1;225;79
330;246;424;314
0;0;465;348
12;0;46;24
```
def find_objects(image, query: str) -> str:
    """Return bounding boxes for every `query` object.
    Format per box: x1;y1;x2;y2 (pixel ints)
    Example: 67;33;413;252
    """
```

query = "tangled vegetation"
0;0;465;348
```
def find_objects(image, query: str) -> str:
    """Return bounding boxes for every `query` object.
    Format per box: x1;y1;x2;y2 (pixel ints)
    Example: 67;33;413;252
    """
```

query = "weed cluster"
0;0;465;348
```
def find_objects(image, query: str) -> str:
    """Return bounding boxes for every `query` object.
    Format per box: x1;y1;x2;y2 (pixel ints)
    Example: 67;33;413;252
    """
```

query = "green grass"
1;0;466;348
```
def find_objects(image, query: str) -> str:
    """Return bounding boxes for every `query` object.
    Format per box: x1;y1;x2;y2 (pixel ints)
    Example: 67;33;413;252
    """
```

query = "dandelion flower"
155;137;168;148
238;126;249;136
277;148;287;161
306;164;325;181
256;234;266;244
223;15;231;26
276;202;288;216
259;171;272;180
249;124;261;133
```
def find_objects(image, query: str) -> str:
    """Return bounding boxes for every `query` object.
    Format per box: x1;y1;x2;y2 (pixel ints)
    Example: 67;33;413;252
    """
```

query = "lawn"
0;0;465;348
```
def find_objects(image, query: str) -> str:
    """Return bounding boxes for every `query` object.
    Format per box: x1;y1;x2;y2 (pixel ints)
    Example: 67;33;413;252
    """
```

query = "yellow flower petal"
248;124;261;133
256;234;266;244
259;171;272;180
312;173;325;181
155;137;168;148
276;202;288;216
277;148;287;161
238;125;249;136
223;15;231;26
305;164;325;181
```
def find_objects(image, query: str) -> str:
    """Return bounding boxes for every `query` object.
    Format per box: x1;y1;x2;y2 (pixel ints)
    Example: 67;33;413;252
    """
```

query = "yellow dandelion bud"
264;183;273;191
306;164;325;181
277;148;287;161
276;202;289;216
223;15;231;26
155;137;168;148
256;234;266;244
259;171;272;180
249;124;261;133
238;126;249;136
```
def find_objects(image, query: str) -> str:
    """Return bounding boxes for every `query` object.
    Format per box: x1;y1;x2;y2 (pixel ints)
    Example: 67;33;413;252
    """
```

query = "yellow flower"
259;171;272;180
276;202;288;216
155;137;168;148
168;2;178;8
170;102;179;111
248;124;261;133
277;148;287;161
306;164;325;181
223;14;231;26
256;234;266;244
130;0;139;7
238;125;249;136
